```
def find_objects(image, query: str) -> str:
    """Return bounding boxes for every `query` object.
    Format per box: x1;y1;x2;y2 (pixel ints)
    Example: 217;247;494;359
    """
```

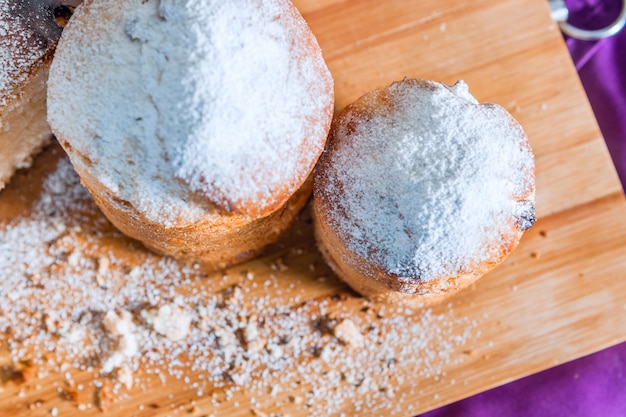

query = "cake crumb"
333;319;364;348
101;310;138;373
96;256;110;287
117;365;133;389
289;395;303;405
96;384;113;412
15;360;38;383
60;385;79;403
243;319;267;353
214;326;239;360
141;304;191;342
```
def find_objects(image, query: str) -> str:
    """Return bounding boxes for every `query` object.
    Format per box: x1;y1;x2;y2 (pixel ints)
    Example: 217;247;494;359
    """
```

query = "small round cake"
47;0;334;269
313;78;535;304
0;0;80;191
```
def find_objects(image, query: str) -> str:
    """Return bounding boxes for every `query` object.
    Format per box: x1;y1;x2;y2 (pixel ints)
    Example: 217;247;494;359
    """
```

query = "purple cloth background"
420;1;626;415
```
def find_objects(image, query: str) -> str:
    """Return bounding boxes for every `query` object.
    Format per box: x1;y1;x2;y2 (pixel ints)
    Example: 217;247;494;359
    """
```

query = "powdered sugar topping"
317;79;534;283
0;0;61;108
48;0;333;222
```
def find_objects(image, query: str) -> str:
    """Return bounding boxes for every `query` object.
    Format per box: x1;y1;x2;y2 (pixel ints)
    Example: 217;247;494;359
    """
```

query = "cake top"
315;79;535;283
48;0;333;224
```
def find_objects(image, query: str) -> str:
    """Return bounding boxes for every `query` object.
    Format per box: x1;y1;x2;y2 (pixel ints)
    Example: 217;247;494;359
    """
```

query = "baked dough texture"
0;0;74;190
48;0;334;268
313;78;535;304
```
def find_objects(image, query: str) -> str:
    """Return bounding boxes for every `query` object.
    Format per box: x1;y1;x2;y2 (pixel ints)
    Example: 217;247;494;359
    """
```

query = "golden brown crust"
314;201;525;306
313;78;535;305
73;157;312;270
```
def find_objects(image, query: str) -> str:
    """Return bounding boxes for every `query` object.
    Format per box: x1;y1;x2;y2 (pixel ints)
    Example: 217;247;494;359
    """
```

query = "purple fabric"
565;0;626;187
420;1;626;415
420;343;626;417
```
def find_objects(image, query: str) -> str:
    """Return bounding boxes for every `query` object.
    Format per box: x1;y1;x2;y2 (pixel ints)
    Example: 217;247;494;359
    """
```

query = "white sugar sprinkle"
48;0;333;222
317;79;534;284
0;1;58;108
0;151;482;414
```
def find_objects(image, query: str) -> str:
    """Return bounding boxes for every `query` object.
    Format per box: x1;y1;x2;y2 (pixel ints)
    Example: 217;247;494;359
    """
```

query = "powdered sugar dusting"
0;0;61;109
48;0;333;222
0;0;52;108
317;79;534;283
0;150;482;414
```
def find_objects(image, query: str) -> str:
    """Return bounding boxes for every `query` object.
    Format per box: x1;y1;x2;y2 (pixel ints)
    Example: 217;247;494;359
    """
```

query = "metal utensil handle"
549;0;626;40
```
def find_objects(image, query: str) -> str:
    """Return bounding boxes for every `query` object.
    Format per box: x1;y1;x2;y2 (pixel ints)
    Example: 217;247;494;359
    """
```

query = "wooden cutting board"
2;0;626;415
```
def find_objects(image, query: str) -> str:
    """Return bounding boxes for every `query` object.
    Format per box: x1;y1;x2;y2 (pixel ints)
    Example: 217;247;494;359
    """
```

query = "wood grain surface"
2;0;626;416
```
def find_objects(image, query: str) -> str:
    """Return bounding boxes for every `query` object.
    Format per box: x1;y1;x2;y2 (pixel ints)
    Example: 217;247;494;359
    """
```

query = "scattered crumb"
101;310;138;373
243;319;267;353
14;360;38;384
141;304;192;341
117;365;133;389
96;384;113;412
0;156;483;416
289;395;303;405
333;319;364;348
59;385;79;402
96;256;110;287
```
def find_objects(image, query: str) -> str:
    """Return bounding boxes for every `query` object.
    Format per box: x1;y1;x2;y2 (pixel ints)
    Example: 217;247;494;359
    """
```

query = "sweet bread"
313;78;535;304
47;0;334;268
0;0;79;190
